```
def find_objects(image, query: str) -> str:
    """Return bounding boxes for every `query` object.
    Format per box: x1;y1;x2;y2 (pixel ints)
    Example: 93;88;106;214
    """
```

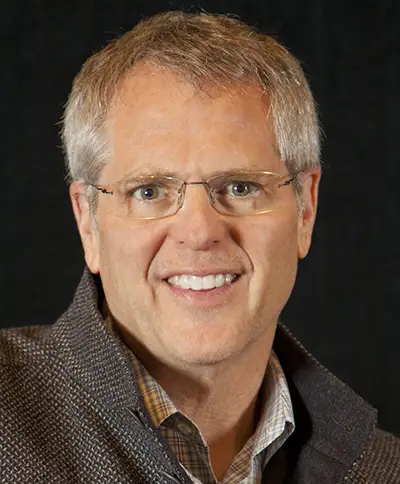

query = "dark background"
2;1;399;435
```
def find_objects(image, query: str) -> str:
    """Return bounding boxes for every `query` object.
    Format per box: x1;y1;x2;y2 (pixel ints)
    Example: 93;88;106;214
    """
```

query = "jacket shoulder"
0;324;54;366
0;325;57;417
345;428;400;483
0;324;65;481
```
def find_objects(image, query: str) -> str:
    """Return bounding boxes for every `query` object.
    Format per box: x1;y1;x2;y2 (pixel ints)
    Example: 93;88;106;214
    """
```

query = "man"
0;11;399;484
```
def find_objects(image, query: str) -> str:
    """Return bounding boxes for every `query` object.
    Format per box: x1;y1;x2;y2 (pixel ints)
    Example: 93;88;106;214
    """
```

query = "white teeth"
202;275;216;290
179;276;190;289
188;275;203;290
225;274;234;284
167;273;237;291
215;274;225;287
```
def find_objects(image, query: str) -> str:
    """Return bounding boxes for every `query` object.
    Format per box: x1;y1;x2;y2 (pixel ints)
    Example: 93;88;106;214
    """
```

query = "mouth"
165;273;240;291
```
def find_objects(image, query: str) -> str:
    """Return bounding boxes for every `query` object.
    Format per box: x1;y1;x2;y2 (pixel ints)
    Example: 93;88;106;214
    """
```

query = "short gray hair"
62;11;320;194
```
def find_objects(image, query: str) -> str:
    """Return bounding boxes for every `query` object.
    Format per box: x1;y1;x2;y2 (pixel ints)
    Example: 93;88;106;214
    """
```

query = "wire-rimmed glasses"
87;170;299;220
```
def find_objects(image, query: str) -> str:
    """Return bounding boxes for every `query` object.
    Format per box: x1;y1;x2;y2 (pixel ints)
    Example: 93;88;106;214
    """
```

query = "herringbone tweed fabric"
345;429;400;483
1;269;399;483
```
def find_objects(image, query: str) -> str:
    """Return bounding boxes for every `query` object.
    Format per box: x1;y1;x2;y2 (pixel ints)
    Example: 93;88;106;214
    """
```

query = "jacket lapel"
51;269;193;484
272;324;377;483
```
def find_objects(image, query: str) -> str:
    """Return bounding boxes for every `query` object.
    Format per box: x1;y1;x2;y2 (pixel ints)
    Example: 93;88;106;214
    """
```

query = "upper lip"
160;269;242;279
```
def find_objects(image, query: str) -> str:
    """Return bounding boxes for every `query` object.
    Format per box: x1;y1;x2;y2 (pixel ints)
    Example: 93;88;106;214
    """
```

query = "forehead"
105;66;280;179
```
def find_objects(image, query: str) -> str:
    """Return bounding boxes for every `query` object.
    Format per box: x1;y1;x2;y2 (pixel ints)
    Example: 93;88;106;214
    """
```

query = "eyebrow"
120;167;268;181
121;169;182;180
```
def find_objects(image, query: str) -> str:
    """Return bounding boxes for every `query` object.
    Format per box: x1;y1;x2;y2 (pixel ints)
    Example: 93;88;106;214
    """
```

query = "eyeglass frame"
85;170;301;220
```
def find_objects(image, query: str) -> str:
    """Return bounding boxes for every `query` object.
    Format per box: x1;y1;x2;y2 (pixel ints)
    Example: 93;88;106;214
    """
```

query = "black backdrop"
2;1;399;435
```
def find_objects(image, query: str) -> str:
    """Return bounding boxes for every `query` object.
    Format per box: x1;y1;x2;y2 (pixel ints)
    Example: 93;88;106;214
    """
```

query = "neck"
118;324;275;480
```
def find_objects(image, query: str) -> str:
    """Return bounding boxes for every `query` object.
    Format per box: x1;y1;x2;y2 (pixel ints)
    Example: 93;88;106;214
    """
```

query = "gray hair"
62;11;320;199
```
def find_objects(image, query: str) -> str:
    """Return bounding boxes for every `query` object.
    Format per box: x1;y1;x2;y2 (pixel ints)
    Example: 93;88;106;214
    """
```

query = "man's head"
65;12;321;369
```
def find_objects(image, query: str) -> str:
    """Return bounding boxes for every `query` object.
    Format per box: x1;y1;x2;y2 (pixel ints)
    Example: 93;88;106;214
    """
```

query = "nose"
169;183;227;250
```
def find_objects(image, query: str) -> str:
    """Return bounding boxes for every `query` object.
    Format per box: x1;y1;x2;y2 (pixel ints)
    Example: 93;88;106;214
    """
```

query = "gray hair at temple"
61;11;321;201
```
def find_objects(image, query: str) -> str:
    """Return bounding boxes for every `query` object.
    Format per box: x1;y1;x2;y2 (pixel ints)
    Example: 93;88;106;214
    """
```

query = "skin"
70;66;320;479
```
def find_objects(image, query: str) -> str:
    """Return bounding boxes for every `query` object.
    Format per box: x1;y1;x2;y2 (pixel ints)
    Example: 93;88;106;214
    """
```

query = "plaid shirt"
128;348;294;483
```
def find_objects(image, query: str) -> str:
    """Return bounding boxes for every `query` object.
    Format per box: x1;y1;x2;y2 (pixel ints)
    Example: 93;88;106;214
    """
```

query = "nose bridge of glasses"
178;181;214;208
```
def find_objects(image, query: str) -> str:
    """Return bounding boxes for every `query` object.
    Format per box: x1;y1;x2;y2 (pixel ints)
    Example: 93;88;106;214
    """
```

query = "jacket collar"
54;268;377;483
52;269;142;413
273;324;377;483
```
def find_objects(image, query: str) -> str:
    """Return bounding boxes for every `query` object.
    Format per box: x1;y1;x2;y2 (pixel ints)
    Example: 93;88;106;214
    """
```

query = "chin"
164;331;246;367
173;349;234;366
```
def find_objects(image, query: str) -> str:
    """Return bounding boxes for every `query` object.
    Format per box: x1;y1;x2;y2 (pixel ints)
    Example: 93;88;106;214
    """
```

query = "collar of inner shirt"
104;308;295;459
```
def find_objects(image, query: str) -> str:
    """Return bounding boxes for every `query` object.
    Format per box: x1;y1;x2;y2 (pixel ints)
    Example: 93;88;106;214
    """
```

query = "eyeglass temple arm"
87;183;114;195
277;171;300;189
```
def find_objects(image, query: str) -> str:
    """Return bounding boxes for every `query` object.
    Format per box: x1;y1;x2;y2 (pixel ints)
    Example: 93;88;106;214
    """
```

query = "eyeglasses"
87;171;299;220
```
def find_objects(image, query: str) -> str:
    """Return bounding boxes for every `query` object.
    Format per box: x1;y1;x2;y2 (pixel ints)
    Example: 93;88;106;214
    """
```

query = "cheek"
98;217;163;279
244;213;299;290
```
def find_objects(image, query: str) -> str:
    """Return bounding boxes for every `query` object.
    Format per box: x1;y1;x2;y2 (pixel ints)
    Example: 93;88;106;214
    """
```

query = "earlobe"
69;183;100;274
298;230;311;259
297;168;321;259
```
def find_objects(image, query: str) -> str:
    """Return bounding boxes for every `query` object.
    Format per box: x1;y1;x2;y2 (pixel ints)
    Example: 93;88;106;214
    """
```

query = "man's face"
72;67;319;368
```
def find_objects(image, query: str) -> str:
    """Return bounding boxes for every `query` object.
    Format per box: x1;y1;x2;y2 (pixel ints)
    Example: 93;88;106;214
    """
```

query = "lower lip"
165;278;240;305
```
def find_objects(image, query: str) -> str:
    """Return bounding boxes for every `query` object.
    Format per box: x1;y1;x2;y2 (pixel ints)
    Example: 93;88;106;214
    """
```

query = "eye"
131;184;165;201
225;181;259;197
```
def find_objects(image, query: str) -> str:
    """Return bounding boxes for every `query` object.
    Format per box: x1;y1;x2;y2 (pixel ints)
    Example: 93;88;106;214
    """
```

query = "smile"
167;274;238;291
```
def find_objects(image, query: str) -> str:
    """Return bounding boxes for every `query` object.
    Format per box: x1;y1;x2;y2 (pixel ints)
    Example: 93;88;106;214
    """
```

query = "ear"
297;168;321;259
69;183;100;274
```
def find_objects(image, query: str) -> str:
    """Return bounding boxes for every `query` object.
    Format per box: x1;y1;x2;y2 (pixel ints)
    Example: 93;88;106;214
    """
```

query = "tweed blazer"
1;270;399;483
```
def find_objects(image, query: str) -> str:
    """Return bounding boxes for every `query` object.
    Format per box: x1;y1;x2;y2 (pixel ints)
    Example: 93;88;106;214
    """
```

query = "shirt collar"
129;348;179;428
118;318;295;459
252;349;295;457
